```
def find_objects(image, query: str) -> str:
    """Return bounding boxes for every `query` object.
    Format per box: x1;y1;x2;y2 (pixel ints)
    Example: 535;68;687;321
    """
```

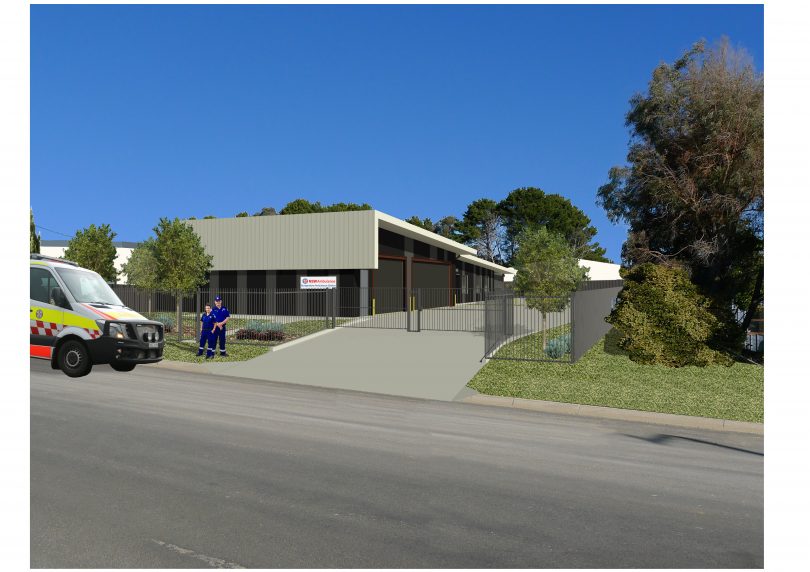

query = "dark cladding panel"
413;240;430;258
218;271;237;289
338;270;359;289
276;270;297;290
246;270;266;290
378;228;405;257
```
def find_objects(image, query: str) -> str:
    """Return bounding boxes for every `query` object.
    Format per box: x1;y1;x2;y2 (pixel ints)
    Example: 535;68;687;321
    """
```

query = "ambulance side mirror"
50;287;71;310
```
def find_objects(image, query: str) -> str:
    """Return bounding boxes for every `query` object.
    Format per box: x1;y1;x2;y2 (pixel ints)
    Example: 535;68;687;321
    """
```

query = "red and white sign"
300;276;337;289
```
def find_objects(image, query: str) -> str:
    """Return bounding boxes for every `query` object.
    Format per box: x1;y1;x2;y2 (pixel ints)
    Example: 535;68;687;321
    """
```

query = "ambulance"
30;253;165;377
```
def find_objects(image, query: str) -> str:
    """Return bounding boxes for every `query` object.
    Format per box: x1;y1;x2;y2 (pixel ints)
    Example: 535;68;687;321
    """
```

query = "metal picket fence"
110;285;496;344
484;293;573;363
483;280;624;364
112;285;338;346
111;281;622;361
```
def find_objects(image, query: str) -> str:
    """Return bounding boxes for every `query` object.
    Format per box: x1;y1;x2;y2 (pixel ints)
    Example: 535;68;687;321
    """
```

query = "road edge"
462;394;764;435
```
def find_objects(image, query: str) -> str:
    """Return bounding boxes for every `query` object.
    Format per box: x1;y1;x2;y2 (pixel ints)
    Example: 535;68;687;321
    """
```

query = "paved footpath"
31;360;763;568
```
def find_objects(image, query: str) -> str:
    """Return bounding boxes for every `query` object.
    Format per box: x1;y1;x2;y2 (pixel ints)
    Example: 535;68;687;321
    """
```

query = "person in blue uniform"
211;295;231;357
197;304;216;359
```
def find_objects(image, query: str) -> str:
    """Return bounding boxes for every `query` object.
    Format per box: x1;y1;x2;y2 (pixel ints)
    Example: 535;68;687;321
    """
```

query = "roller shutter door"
373;258;405;313
413;261;451;308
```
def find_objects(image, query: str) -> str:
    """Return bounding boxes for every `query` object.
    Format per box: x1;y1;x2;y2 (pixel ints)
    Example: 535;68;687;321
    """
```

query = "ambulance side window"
30;267;61;306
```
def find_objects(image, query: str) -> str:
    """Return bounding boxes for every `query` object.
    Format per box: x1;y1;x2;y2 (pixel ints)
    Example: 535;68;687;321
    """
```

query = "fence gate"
337;287;412;330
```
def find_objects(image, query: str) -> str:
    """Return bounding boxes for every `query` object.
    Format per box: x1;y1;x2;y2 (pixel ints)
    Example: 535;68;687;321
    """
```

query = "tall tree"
120;238;159;312
513;227;588;350
30;208;40;254
497;187;607;264
121;239;159;290
457;198;504;262
253;206;277;216
597;38;763;336
64;223;118;282
151;218;213;332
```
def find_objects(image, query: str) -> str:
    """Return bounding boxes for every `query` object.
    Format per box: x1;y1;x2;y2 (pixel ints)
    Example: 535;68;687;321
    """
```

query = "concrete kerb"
462;394;763;435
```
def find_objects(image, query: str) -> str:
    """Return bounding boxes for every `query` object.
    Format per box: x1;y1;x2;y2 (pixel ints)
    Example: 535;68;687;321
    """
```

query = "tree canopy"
121;238;159;290
456;198;503;262
405;216;435;231
151;218;213;293
597;38;763;334
279;199;372;215
498;187;607;264
253;206;277;216
514;227;587;301
513;227;587;348
64;223;118;282
30;208;40;254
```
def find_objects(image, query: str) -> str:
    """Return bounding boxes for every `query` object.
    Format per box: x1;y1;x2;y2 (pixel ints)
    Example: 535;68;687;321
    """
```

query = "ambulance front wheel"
58;340;92;378
110;362;136;372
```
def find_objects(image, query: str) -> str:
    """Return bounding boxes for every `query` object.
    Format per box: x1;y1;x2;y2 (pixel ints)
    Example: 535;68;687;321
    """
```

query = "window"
30;267;61;305
54;267;123;305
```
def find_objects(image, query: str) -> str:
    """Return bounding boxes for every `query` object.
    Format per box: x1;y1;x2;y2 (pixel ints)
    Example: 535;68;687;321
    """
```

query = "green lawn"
162;340;272;363
469;328;764;422
161;318;347;362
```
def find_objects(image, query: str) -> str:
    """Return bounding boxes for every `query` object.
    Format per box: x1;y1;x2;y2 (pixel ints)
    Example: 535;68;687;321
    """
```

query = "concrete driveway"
205;327;485;401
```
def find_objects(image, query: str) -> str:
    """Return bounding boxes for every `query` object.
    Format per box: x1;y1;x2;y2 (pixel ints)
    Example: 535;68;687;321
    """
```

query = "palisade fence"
110;280;623;360
110;285;493;345
483;280;624;363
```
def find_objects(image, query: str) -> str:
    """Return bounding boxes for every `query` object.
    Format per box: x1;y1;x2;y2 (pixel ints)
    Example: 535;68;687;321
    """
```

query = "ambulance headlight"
111;324;127;339
103;322;128;339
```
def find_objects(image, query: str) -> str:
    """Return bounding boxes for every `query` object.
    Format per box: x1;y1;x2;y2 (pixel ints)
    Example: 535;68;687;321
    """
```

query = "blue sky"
31;4;763;262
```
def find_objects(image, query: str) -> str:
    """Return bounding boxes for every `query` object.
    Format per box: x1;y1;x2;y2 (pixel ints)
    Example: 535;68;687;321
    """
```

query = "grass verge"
162;318;346;362
469;328;763;422
162;340;271;363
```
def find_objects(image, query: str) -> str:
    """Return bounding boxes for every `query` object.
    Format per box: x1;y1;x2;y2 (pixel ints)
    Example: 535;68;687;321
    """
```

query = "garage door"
412;261;451;309
373;258;405;314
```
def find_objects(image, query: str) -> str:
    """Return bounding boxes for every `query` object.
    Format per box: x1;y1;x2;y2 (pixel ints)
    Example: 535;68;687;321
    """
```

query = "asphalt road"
31;360;764;568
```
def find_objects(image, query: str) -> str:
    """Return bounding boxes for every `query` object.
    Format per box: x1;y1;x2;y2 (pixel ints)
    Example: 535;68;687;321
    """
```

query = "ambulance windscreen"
55;267;124;306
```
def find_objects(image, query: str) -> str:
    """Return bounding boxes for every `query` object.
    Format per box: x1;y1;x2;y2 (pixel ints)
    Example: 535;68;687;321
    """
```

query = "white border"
12;2;807;572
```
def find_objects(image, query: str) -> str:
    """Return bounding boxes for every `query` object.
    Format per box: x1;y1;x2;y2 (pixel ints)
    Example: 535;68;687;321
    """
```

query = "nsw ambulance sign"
300;276;337;289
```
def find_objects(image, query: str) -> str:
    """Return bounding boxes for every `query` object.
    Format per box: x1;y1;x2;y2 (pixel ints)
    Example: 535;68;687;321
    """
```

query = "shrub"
607;263;733;367
242;321;283;333
235;321;284;341
545;334;571;359
150;313;175;332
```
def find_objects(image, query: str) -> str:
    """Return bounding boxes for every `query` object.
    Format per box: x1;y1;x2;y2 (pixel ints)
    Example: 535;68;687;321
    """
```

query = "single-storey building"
186;210;513;313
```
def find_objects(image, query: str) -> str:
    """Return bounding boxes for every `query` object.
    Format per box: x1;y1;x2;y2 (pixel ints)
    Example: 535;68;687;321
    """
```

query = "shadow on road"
623;433;763;456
